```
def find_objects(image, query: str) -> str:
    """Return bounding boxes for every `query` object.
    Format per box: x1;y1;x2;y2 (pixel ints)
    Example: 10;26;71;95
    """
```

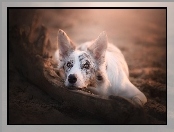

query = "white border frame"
1;2;174;132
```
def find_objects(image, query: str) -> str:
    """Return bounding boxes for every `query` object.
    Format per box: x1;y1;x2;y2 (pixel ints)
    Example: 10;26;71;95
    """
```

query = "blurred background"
9;9;166;69
9;9;166;44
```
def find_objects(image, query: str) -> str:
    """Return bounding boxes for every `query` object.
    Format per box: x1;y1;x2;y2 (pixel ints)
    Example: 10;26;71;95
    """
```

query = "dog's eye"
67;62;73;68
83;61;90;69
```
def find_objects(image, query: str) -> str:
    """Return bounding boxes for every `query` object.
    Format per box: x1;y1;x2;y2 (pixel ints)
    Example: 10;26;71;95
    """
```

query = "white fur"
55;29;147;107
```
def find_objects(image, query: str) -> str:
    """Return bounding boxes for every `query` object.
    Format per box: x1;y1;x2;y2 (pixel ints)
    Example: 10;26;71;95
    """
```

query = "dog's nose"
68;74;77;84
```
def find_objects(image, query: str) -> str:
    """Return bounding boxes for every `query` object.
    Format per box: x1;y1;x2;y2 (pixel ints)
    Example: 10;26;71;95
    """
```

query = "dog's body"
55;29;147;106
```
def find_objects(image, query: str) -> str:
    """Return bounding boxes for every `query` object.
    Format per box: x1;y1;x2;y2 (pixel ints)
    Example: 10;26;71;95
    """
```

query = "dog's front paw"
132;94;147;107
87;87;99;95
132;96;144;107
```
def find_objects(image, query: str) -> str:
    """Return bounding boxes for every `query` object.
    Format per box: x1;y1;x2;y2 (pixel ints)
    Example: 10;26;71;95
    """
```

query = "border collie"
55;29;147;107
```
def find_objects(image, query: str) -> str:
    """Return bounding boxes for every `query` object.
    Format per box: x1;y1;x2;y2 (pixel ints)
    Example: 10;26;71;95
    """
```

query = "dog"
54;29;147;107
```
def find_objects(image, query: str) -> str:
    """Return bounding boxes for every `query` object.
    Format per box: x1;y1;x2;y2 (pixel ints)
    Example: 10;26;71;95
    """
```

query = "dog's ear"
88;31;108;64
58;29;76;59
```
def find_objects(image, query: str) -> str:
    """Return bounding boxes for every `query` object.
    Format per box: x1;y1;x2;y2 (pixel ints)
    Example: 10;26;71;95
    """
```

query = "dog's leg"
87;85;110;96
87;86;108;96
118;79;147;107
87;87;100;95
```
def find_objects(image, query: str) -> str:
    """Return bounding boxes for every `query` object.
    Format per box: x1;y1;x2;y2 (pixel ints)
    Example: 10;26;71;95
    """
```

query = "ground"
8;9;166;124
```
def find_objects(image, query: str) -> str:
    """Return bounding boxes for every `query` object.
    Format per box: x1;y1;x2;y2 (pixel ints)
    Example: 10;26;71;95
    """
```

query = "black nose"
68;74;77;84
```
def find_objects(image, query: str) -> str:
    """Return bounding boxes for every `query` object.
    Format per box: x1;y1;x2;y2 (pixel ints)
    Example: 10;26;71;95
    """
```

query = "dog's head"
57;29;109;89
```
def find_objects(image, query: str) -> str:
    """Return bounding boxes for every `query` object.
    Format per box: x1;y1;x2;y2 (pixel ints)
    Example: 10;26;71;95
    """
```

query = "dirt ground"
8;9;166;124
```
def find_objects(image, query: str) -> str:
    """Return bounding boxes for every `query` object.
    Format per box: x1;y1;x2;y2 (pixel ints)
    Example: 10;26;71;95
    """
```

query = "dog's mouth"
68;86;81;90
66;81;88;89
67;85;94;94
67;85;87;90
67;86;93;94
